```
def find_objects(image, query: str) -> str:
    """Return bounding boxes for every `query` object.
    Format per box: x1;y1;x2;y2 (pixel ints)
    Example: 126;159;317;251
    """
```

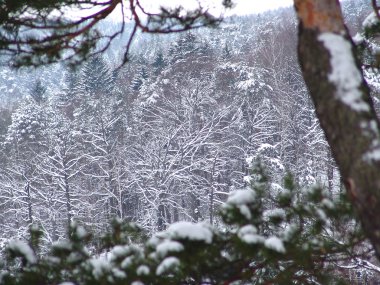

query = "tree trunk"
326;146;334;193
157;203;165;231
107;156;120;218
25;181;33;225
189;192;201;222
294;0;380;258
157;192;168;231
64;172;72;226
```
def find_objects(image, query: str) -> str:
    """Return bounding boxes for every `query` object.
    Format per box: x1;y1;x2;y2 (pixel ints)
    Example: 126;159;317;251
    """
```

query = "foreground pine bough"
0;0;233;67
1;168;367;285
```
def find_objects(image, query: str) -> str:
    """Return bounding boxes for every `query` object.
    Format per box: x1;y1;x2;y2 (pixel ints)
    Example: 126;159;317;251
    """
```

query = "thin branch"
372;0;380;19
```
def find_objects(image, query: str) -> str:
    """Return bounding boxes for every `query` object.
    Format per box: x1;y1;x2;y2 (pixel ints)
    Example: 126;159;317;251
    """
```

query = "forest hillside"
0;0;374;249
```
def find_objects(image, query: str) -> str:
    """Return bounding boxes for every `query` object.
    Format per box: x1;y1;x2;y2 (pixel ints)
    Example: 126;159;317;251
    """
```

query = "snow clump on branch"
318;32;369;112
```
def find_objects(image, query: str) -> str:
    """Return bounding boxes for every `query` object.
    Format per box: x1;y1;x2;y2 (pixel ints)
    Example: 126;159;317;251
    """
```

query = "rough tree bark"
294;0;380;258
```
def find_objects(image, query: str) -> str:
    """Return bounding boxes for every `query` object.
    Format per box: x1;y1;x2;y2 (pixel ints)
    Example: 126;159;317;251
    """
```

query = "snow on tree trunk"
295;0;380;258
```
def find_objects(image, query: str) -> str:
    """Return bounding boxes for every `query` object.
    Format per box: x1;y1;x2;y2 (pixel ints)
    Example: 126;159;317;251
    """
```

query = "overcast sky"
97;0;293;22
137;0;293;17
230;0;293;15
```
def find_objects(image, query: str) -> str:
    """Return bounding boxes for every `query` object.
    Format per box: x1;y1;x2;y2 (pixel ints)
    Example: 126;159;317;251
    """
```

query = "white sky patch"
228;0;293;15
139;0;292;15
318;33;369;112
105;0;293;22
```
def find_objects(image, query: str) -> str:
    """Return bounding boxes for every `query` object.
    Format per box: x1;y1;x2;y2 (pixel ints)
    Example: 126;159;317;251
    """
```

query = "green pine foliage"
78;56;115;96
152;51;167;76
30;80;47;104
131;64;149;91
355;12;380;69
221;43;232;60
0;165;363;285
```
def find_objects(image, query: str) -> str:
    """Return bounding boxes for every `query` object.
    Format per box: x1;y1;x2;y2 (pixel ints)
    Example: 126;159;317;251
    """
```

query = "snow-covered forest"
0;0;375;255
3;0;380;284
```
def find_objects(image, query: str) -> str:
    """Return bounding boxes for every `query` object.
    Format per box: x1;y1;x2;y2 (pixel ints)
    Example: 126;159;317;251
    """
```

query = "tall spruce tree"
131;63;149;91
77;56;115;97
152;51;166;76
30;80;46;104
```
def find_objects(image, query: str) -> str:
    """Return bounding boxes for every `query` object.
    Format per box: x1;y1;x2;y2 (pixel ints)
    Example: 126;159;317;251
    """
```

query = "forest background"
0;0;372;245
0;0;379;283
